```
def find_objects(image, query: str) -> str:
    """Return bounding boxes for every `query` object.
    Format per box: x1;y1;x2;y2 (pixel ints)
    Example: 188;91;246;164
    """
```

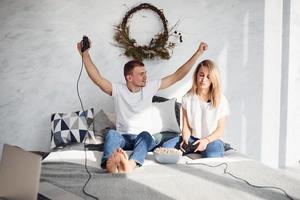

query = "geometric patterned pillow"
50;108;96;149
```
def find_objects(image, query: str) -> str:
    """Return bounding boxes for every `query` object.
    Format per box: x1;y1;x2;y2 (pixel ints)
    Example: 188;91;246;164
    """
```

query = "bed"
40;145;300;200
43;97;300;200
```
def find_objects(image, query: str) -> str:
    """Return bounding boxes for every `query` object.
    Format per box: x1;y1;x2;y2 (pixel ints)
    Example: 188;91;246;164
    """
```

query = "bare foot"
106;149;137;173
117;149;137;173
106;151;120;173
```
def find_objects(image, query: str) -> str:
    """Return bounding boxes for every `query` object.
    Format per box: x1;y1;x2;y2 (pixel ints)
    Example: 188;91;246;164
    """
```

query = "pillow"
152;96;181;126
93;109;116;144
150;98;181;134
50;108;96;149
105;112;117;125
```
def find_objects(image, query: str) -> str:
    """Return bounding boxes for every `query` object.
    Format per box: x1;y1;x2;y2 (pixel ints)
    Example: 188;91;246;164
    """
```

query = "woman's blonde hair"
188;59;221;108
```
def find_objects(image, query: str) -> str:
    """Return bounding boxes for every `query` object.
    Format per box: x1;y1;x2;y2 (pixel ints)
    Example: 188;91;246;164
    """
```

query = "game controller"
81;36;90;52
182;142;197;153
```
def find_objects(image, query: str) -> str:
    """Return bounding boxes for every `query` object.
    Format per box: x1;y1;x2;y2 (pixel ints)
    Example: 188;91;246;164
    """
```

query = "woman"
162;59;229;158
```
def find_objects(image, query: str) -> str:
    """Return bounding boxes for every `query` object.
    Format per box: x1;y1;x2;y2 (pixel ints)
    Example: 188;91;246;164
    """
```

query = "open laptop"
0;144;84;200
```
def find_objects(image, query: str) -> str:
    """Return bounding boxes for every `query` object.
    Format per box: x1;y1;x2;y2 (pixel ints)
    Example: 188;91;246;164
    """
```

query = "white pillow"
150;98;180;134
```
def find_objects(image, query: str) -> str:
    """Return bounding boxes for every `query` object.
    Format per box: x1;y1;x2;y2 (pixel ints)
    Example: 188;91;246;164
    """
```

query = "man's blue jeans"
161;136;224;158
101;130;157;169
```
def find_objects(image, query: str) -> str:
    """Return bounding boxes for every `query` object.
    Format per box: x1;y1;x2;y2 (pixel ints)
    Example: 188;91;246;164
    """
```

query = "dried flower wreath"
114;3;180;61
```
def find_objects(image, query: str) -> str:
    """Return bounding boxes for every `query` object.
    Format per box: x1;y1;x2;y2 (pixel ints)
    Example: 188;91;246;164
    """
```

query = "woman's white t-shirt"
182;93;229;138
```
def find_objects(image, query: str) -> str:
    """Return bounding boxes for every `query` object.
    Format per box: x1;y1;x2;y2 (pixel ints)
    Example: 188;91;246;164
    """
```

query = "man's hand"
77;38;91;56
159;41;208;90
197;42;208;54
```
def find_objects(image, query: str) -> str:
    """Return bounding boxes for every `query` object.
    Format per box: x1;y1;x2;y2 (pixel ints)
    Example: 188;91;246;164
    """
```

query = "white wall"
279;0;300;167
260;0;282;168
0;0;298;167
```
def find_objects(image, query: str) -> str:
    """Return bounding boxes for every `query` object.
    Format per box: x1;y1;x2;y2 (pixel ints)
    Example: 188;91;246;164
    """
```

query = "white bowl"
153;148;182;164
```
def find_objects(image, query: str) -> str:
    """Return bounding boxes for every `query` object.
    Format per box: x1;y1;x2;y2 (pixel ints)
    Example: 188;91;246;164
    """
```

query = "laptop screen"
0;144;42;200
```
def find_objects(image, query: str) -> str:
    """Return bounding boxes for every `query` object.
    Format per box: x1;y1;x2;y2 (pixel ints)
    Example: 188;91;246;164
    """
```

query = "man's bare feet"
106;150;120;173
117;149;137;173
106;148;137;173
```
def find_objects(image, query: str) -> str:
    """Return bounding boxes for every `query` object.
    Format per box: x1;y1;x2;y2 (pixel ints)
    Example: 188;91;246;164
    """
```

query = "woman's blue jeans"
101;130;156;169
161;135;224;158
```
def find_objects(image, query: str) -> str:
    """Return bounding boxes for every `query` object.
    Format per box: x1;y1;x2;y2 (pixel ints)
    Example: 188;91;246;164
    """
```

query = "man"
77;39;207;173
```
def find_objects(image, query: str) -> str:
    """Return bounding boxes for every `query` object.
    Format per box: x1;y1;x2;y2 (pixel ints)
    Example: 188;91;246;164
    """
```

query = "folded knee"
138;131;152;139
105;130;121;140
204;140;224;158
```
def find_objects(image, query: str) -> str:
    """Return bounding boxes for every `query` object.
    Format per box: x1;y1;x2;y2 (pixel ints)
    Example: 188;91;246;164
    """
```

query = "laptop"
0;144;84;200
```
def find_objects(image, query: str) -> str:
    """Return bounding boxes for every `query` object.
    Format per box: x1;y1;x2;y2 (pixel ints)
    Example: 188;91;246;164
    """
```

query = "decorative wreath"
114;3;177;61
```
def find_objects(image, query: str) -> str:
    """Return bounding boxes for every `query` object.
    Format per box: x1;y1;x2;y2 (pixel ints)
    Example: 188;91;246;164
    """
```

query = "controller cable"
186;162;294;200
77;45;99;200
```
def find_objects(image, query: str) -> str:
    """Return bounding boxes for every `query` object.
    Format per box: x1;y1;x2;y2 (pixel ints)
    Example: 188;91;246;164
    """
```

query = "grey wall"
0;0;299;167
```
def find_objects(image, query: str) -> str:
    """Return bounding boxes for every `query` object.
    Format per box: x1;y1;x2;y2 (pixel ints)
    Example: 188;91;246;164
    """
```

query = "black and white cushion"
50;108;95;149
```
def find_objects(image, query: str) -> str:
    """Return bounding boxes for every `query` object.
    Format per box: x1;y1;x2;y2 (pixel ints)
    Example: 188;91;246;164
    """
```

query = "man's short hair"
123;60;144;78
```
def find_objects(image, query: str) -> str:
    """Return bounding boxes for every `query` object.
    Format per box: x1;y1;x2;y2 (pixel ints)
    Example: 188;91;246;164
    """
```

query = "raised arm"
159;42;208;90
77;40;112;96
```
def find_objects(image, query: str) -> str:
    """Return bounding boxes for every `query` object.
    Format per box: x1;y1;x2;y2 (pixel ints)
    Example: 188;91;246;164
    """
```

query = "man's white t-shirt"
112;80;161;135
182;93;229;138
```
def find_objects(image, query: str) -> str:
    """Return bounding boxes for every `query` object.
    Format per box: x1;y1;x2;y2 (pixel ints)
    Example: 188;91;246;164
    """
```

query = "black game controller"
182;143;197;153
81;36;90;52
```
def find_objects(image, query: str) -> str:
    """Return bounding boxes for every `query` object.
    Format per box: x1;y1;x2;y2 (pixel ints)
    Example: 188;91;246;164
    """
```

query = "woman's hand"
179;137;189;152
193;138;209;152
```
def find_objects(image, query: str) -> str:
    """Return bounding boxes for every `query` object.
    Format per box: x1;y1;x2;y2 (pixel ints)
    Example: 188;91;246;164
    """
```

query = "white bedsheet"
42;149;249;169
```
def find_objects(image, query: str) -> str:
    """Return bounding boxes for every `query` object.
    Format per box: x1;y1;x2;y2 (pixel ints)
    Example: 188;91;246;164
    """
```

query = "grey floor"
280;162;300;181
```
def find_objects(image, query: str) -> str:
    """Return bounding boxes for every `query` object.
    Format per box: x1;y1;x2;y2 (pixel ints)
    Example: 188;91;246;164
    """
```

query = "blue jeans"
161;136;224;158
101;130;156;169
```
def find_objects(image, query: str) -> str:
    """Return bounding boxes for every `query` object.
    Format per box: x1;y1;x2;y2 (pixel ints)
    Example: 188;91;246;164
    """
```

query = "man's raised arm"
77;40;112;96
159;42;208;90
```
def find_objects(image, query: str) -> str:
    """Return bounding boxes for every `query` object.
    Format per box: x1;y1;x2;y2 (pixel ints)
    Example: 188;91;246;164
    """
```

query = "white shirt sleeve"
145;80;161;97
181;94;188;110
111;82;119;98
218;95;230;119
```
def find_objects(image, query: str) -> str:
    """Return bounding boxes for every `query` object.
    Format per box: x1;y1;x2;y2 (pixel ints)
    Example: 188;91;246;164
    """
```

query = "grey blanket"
40;158;300;200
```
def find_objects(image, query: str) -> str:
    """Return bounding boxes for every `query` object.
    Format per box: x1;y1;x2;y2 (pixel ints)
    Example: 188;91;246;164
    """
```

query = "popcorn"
154;147;182;156
153;147;182;164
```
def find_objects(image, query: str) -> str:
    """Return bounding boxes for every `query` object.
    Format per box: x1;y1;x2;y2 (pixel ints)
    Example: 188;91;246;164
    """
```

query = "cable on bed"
77;53;99;200
83;137;99;200
186;162;294;200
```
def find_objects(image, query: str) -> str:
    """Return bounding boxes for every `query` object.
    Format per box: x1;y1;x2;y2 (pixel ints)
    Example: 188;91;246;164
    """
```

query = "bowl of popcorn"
153;147;183;164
